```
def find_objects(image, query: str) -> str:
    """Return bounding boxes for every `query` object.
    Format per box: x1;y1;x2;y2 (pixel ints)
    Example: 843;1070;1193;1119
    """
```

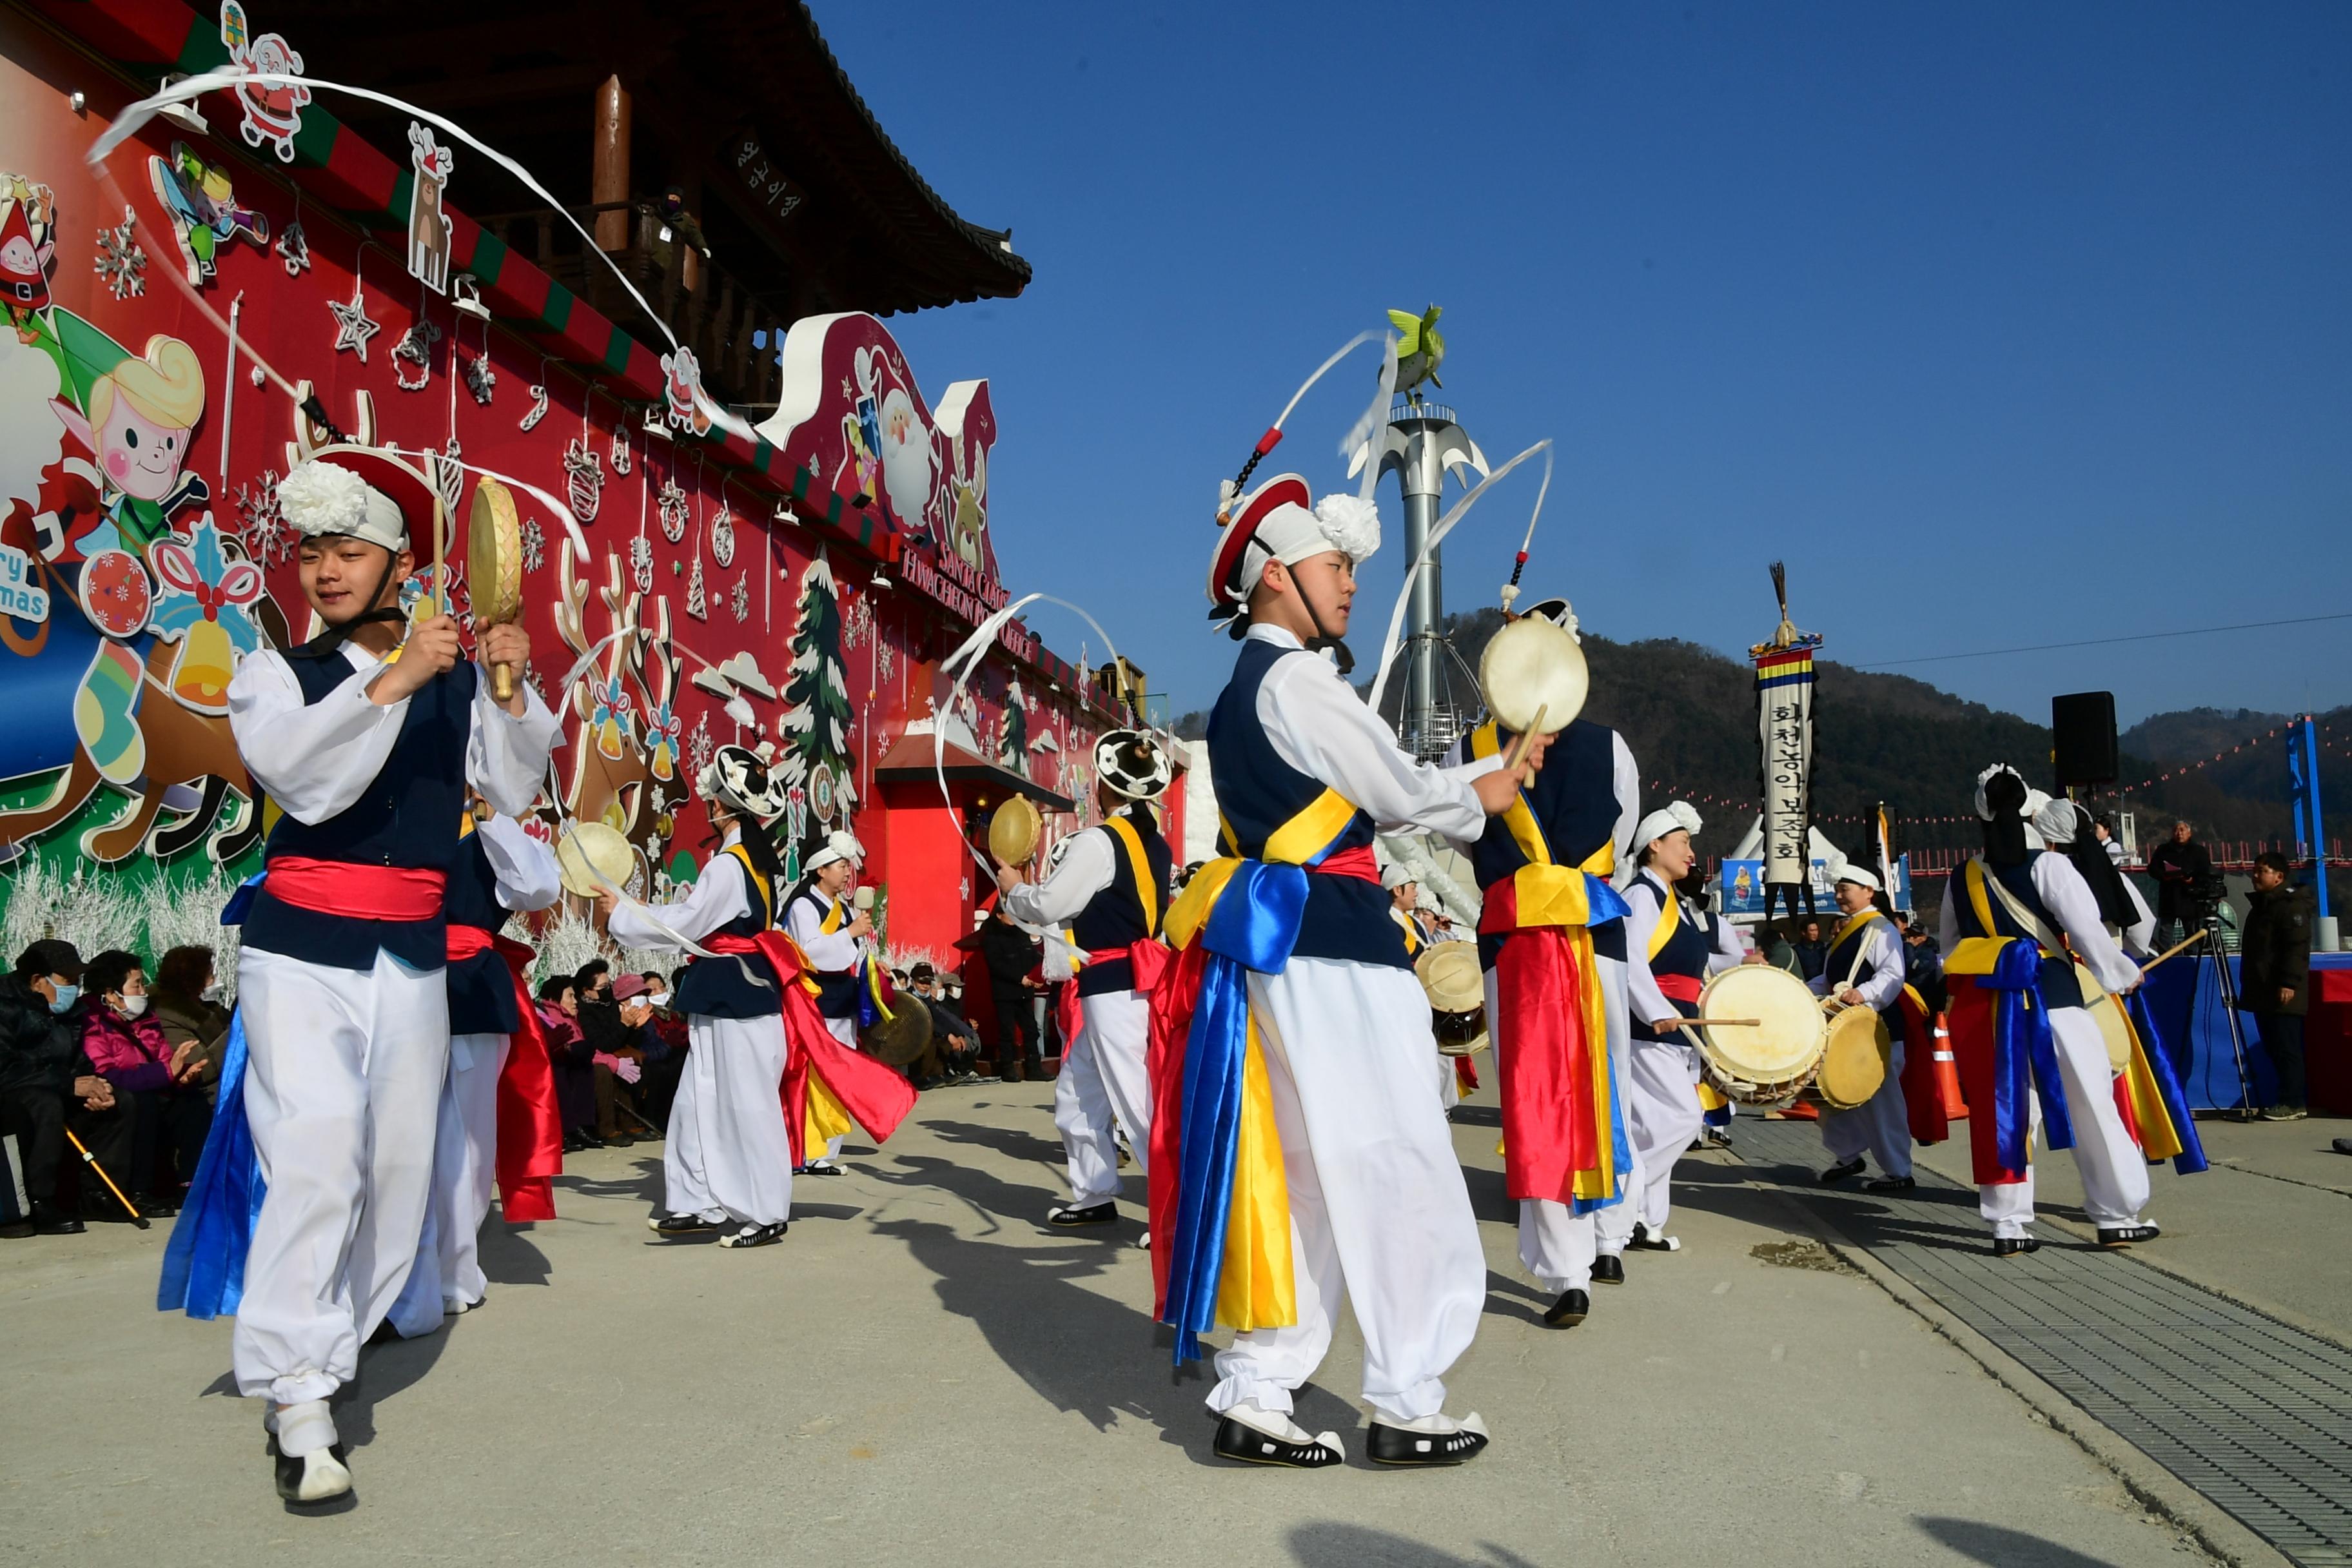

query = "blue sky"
819;3;2352;727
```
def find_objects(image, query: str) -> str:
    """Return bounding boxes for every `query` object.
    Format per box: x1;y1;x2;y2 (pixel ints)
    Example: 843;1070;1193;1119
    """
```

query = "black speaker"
2052;691;2118;787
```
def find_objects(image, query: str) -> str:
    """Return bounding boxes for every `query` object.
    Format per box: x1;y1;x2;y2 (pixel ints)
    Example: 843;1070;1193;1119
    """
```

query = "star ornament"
328;280;380;362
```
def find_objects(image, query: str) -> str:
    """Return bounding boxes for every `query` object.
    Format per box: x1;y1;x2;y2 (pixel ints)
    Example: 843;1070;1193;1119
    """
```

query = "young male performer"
1941;767;2157;1254
1443;596;1638;1330
1620;803;1748;1251
389;800;564;1337
222;450;558;1503
1154;473;1544;1469
781;830;872;1174
1811;867;1917;1191
603;747;796;1246
997;730;1175;1229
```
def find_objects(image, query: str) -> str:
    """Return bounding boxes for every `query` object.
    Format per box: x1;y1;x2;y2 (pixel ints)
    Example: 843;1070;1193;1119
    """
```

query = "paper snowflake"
658;478;689;544
686;556;707;620
730;574;749;623
687;712;714;780
843;592;874;650
629;533;654;593
233;470;292;565
94;206;146;299
520;515;545;575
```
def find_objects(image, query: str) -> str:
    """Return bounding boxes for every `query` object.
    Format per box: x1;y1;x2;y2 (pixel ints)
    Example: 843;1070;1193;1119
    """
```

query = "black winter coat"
2238;883;2313;1017
2148;837;2215;922
0;973;79;1097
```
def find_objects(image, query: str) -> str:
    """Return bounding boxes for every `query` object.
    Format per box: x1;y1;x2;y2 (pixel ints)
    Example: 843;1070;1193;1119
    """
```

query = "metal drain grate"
1729;1119;2352;1566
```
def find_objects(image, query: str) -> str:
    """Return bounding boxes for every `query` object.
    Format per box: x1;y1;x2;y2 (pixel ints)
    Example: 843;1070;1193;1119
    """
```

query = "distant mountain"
1172;616;2331;856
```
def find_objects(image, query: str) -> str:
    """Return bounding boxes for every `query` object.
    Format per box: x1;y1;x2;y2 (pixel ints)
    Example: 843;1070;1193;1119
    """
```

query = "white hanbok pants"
1210;959;1485;1424
1587;956;1643;1255
388;1030;509;1338
1979;1008;2150;1238
1055;988;1152;1207
1480;967;1602;1294
664;1013;792;1227
1820;1039;1913;1179
231;946;449;1404
1625;1033;1705;1233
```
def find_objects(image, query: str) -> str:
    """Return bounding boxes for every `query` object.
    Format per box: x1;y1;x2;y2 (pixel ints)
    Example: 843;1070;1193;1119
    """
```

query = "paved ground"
2;1080;2230;1568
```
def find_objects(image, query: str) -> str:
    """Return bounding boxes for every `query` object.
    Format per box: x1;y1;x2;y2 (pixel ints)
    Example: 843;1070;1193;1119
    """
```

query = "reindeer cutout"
554;547;657;843
405;124;453;295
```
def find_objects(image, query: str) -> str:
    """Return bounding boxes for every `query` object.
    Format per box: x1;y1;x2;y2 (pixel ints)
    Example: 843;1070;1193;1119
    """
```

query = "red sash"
447;923;564;1221
1656;973;1704;1004
266;857;446;920
1946;976;2024;1185
705;932;917;1167
1493;927;1605;1204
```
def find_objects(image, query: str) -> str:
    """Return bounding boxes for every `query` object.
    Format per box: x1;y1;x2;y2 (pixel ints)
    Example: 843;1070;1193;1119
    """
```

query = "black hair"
726;812;787;915
536;975;575;1004
2254;850;2291;876
574;959;610;992
1981;770;2030;868
152;945;216;1011
84;948;144;1001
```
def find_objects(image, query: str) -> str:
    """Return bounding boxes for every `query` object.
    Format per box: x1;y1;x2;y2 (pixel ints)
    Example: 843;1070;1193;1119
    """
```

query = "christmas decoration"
661;345;711;436
520;514;545;575
686;712;715;784
326;275;378;360
231;469;291;566
686;555;707;620
391;316;439;390
148;141;268;285
611;426;631;476
520;382;549;431
461;349;495;405
778;547;856;830
629;532;654;594
710;504;736;567
657;477;689;543
220;1;309;162
273;218;310;276
93;205;146;299
404;123;453;294
431;440;464;520
729;573;748;623
564;436;603;524
148;516;266;712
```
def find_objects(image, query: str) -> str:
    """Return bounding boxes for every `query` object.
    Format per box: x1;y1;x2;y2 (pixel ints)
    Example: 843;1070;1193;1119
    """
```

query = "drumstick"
2135;930;2209;975
1503;705;1548;775
1673;1017;1760;1028
64;1126;150;1230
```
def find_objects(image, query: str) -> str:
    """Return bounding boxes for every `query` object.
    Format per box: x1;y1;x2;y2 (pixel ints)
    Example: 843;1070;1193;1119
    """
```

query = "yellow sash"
1103;812;1161;937
1392;906;1422;956
727;844;774;926
1645;877;1681;963
1467;720;1617;927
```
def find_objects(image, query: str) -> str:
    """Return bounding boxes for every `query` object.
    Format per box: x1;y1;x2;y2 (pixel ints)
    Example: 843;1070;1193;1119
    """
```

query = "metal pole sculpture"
1357;395;1487;758
1751;562;1823;925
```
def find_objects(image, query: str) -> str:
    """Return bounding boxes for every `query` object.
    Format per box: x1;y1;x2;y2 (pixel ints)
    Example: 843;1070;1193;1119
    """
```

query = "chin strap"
1295;578;1355;676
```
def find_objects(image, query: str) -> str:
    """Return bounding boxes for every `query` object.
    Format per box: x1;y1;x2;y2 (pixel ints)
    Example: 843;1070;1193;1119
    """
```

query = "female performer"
780;830;872;1174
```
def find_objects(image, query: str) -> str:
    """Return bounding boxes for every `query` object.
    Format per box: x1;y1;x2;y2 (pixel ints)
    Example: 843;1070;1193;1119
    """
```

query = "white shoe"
282;1447;353;1504
1222;1399;1344;1458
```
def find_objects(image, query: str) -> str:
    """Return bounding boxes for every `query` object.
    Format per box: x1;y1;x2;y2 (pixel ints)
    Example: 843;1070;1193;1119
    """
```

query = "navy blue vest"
1630;874;1713;1041
786;887;863;1019
1072;806;1173;995
1952;858;2084;1009
1206;636;1405;968
240;649;472;973
444;821;521;1036
1470;718;1629;970
673;848;782;1020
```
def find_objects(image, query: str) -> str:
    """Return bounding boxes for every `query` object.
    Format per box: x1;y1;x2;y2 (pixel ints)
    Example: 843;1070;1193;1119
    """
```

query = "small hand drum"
1477;613;1589;745
1812;1004;1890;1111
468;476;524;700
1693;965;1827;1104
1416;942;1489;1057
555;820;636;898
988;796;1043;868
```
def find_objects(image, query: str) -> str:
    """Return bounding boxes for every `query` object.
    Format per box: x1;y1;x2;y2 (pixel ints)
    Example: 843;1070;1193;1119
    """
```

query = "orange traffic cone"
1931;1015;1968;1121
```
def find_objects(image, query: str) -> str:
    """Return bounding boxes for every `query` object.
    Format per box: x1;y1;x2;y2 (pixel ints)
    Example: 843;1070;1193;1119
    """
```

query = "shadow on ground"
1916;1516;2130;1567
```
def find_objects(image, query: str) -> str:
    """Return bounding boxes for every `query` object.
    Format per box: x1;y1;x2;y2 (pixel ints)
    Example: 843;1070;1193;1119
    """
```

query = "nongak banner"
1752;636;1821;890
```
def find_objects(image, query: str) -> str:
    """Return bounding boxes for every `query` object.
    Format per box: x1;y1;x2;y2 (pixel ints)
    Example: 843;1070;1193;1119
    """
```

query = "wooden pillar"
592;75;631;253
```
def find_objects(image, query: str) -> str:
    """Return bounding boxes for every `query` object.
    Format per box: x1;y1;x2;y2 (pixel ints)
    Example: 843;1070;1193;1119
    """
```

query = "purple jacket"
81;1006;173;1092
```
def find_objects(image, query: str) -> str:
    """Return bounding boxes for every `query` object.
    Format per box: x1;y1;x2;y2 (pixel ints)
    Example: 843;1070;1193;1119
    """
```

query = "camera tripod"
2195;908;2259;1121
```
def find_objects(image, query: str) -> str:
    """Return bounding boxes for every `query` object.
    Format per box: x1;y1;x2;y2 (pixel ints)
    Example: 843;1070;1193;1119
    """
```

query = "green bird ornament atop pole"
1387;304;1445;404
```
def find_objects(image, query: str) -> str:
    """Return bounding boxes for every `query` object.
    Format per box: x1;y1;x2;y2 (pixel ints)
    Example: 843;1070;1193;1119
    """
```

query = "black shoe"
2097;1224;2161;1248
31;1208;84;1236
600;1132;636;1149
1992;1237;2041;1258
1590;1253;1625;1285
1367;1417;1491;1466
1543;1288;1589;1328
647;1212;721;1237
1863;1175;1916;1193
364;1318;402;1347
2333;1137;2352;1156
802;1158;844;1176
273;1442;353;1505
0;1220;32;1240
718;1220;788;1249
574;1132;607;1150
1211;1415;1344;1469
1819;1157;1867;1184
1046;1201;1117;1227
1626;1224;1680;1252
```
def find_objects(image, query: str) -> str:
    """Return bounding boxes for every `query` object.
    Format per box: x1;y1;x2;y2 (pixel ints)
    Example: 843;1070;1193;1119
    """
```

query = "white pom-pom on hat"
1311;493;1381;565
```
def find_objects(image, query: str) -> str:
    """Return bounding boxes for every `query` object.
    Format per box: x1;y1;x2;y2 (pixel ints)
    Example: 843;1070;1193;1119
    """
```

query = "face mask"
47;983;79;1015
647;992;671;1009
119;994;150;1019
201;981;225;1003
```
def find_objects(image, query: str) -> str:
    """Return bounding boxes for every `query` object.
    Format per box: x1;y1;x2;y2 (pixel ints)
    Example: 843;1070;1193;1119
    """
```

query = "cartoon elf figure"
0;175;56;335
50;334;210;558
